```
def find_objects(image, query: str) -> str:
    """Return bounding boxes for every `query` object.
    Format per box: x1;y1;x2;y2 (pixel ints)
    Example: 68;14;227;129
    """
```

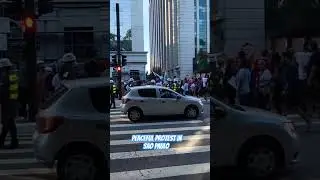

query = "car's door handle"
161;101;166;103
140;100;144;102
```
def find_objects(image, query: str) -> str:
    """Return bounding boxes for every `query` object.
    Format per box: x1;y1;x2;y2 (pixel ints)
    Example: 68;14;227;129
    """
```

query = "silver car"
33;77;109;180
120;85;204;122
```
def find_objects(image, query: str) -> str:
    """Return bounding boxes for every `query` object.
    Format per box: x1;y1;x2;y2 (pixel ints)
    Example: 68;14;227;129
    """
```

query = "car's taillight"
36;116;65;134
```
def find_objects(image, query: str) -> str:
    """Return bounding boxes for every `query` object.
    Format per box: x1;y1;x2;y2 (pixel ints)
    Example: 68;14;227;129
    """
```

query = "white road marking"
110;115;127;119
110;134;210;146
110;120;203;128
110;126;210;135
110;163;210;180
0;168;55;176
0;148;33;154
0;158;37;164
110;145;210;160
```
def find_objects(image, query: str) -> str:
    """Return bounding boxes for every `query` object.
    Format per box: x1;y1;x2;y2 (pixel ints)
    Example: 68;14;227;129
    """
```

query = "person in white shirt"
236;59;251;106
295;45;312;81
294;45;311;130
256;59;272;109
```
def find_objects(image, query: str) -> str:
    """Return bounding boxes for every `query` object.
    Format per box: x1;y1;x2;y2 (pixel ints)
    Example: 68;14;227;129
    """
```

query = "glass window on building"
64;27;94;61
110;0;132;51
199;0;207;7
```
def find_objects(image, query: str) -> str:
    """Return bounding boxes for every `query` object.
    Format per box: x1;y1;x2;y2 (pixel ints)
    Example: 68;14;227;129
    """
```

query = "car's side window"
137;88;157;98
89;86;109;114
159;89;177;99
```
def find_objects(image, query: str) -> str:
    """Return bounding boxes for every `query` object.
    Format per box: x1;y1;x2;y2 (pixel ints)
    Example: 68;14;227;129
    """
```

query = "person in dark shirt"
308;42;320;129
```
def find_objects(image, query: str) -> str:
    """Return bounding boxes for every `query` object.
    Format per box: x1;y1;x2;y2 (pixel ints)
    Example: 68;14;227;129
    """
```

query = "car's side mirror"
176;96;182;100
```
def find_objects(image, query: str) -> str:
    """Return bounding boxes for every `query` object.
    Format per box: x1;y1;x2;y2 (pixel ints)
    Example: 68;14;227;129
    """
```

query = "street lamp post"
116;0;122;99
24;0;37;122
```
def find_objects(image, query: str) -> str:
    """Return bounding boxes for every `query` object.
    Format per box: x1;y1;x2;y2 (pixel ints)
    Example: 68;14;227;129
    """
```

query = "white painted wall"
131;0;144;52
109;51;147;80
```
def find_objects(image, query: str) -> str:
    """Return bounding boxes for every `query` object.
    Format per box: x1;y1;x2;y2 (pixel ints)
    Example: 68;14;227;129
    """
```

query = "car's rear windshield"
41;85;69;109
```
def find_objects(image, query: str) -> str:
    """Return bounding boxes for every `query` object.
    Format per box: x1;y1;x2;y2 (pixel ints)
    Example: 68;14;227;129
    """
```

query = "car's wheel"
184;105;199;119
128;108;143;122
57;151;105;180
238;139;283;179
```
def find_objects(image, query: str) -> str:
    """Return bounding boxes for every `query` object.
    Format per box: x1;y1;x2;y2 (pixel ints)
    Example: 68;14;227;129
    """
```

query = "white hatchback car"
120;86;204;122
211;97;300;178
33;77;109;180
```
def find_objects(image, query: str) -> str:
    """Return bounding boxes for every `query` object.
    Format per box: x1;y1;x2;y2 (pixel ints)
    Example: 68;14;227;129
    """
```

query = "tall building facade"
194;0;210;53
110;0;148;80
149;0;195;78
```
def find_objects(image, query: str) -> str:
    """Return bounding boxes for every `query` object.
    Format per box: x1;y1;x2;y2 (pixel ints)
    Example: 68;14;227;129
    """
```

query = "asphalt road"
110;100;210;180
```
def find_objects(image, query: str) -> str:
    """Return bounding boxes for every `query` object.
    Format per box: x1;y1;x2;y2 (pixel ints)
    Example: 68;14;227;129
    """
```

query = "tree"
196;50;209;73
110;33;116;41
123;29;132;40
199;39;206;46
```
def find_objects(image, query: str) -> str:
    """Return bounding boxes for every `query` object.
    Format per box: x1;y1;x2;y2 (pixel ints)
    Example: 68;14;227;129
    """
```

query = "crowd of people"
112;40;320;132
208;41;320;132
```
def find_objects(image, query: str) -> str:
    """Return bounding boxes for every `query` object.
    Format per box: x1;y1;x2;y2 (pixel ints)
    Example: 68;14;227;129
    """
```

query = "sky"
143;0;150;73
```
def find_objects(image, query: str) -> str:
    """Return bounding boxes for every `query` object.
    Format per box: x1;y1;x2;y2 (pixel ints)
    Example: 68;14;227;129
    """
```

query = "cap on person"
61;53;76;63
110;80;114;83
45;67;53;72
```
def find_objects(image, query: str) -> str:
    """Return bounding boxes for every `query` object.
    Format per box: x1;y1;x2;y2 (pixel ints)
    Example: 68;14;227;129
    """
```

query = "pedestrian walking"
256;59;272;109
223;57;237;104
110;80;116;109
0;58;19;149
236;58;251;106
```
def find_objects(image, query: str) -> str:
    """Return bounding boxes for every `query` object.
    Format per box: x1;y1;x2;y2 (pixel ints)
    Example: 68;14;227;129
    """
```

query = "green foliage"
110;29;132;51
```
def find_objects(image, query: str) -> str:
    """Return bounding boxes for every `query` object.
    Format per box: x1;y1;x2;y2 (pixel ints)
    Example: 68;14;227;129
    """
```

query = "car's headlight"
283;121;297;138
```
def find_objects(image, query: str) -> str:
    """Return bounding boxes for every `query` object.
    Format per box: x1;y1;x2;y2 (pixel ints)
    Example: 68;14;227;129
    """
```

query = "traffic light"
22;15;37;33
111;55;117;66
38;0;54;17
122;55;127;66
116;66;121;72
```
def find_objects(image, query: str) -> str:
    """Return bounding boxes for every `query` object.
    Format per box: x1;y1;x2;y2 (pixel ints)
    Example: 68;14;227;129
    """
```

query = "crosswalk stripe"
110;145;210;160
1;140;32;146
111;115;127;119
0;148;33;154
111;126;210;135
110;111;123;115
110;163;210;180
0;168;55;176
110;120;203;128
0;158;37;164
110;134;210;146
